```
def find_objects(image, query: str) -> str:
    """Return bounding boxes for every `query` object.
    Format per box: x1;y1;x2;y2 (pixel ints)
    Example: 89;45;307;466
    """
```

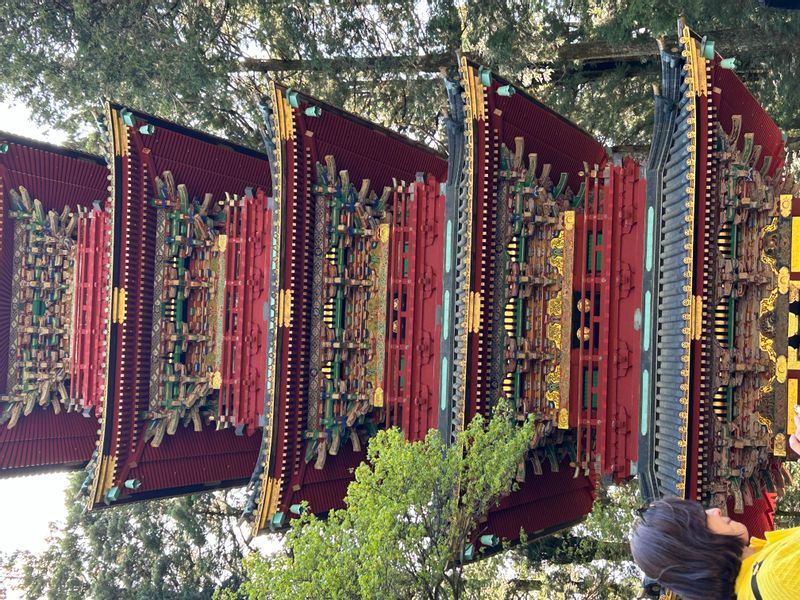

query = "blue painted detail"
497;85;516;97
646;206;655;272
445;220;453;273
440;357;449;411
478;66;492;86
643;291;652;352
120;109;135;127
442;290;450;341
641;370;650;436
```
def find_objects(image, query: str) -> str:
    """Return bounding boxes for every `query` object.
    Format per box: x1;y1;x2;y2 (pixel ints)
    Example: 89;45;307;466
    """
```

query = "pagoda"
0;18;795;551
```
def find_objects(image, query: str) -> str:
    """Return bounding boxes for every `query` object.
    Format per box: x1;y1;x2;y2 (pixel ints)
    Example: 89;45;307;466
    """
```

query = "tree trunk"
240;54;452;74
240;28;798;75
558;27;800;65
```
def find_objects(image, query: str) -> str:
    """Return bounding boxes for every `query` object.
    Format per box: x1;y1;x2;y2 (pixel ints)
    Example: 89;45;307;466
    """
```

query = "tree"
236;403;535;600
2;1;799;155
524;480;638;566
3;473;249;600
774;461;800;529
457;1;800;148
496;480;643;600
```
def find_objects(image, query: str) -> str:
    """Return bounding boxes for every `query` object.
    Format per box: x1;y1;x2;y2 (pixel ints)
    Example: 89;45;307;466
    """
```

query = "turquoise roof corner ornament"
497;85;516;97
120;109;136;127
286;89;300;108
478;66;492;87
462;543;475;561
270;511;287;530
104;486;120;504
700;38;715;60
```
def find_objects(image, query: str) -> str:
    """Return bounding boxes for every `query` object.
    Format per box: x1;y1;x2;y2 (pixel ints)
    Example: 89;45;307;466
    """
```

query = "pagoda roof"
0;132;106;475
249;80;447;535
87;103;270;508
0;405;98;476
712;54;785;176
639;23;788;503
272;82;448;183
460;55;608;189
482;456;594;542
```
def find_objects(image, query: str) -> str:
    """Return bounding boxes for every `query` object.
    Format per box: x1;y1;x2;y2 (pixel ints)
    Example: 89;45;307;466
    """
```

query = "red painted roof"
468;58;608;191
100;105;271;502
285;444;363;514
275;84;447;186
0;406;98;474
728;492;776;540
116;427;261;501
118;111;272;200
483;457;595;541
713;59;785;177
0;132;107;473
268;85;447;518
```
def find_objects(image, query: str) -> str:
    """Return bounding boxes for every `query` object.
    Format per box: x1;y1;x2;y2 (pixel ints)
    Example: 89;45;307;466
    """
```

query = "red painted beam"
71;206;112;416
220;189;272;434
384;177;444;440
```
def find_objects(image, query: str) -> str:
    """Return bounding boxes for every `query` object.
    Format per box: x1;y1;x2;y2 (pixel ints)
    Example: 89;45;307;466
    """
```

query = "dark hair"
630;497;746;600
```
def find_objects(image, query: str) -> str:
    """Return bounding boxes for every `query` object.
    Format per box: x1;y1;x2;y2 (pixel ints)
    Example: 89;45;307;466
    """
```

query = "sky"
0;100;72;560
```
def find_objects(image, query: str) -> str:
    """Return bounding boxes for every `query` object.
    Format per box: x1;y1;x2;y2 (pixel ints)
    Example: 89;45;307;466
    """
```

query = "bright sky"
0;472;70;554
0;101;71;562
0;101;67;145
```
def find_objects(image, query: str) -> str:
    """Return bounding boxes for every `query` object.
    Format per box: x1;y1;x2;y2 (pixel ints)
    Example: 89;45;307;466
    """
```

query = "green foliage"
235;412;648;600
2;3;799;596
239;403;534;600
525;480;637;566
4;473;248;600
2;1;799;156
774;461;800;529
0;0;262;151
516;480;642;599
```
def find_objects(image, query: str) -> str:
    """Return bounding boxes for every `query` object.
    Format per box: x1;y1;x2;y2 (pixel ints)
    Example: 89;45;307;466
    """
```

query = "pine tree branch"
240;52;768;97
558;27;800;64
240;53;453;74
240;26;798;77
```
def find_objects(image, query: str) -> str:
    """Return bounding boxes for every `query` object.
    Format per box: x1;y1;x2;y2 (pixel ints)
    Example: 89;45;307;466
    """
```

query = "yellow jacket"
734;527;800;599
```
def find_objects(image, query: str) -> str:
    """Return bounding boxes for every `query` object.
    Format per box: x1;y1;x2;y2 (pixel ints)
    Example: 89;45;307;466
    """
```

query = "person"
630;414;800;599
